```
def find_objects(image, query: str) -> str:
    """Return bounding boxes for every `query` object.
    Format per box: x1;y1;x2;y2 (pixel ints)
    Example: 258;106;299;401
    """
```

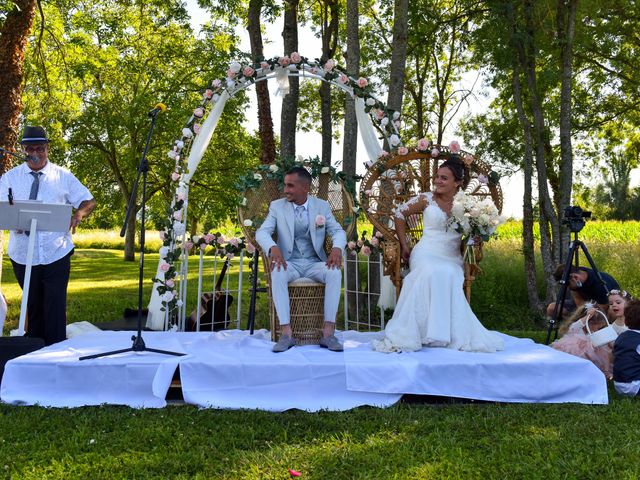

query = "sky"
184;1;638;219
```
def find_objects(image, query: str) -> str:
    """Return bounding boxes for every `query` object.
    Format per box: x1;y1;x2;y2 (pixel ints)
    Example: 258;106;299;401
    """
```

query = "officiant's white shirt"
0;162;93;265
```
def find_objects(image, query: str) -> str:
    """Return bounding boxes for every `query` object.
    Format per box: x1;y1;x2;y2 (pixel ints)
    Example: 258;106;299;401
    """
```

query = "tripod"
80;109;184;360
545;231;610;344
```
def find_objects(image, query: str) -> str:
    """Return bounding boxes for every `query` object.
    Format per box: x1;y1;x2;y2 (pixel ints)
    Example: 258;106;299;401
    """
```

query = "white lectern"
0;201;72;336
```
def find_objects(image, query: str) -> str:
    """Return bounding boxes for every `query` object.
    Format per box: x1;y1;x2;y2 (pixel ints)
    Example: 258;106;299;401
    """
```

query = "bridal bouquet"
446;191;504;264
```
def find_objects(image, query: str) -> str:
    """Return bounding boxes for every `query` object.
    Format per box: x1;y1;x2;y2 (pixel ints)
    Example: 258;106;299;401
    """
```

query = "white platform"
0;329;608;410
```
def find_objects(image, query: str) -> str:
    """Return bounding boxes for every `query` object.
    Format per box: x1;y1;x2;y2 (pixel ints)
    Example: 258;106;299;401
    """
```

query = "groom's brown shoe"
319;334;343;352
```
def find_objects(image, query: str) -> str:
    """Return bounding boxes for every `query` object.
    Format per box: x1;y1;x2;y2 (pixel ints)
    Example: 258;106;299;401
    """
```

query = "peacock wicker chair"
238;172;356;344
359;148;503;302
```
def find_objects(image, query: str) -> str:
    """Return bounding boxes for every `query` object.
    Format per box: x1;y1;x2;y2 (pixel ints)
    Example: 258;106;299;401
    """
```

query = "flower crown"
610;289;632;300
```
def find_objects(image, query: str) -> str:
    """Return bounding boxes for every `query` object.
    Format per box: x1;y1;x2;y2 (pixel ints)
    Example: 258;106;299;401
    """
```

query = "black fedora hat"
20;125;50;144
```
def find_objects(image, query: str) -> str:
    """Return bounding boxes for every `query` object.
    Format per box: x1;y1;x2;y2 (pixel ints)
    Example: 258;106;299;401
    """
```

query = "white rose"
380;117;389;126
269;164;279;172
167;150;177;160
173;222;186;235
159;246;169;258
181;128;193;138
240;197;247;206
230;62;242;73
243;219;253;227
192;235;201;243
321;166;330;174
393;111;400;120
366;97;376;106
176;140;184;149
389;134;400;146
253;173;262;180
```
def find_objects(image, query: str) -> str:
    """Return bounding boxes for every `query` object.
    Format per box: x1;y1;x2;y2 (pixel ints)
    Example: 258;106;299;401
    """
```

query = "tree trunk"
319;0;339;169
343;0;360;322
556;0;578;260
386;0;409;113
124;208;137;262
511;64;540;311
280;0;299;160
0;0;38;173
521;0;560;302
248;0;276;164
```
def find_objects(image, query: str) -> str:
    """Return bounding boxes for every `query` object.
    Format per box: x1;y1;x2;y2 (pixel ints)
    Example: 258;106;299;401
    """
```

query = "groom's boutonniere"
315;214;326;228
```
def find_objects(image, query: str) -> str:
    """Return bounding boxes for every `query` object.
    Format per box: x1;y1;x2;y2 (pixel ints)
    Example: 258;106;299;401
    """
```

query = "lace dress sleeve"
394;192;429;220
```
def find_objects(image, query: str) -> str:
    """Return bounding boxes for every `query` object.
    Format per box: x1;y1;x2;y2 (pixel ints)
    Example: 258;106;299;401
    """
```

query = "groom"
256;166;346;353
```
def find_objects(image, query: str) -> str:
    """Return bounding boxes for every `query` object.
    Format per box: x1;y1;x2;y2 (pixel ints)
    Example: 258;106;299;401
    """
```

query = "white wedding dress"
373;192;504;353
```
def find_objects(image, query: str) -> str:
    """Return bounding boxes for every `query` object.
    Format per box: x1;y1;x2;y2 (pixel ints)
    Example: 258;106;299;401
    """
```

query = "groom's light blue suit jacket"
255;196;347;261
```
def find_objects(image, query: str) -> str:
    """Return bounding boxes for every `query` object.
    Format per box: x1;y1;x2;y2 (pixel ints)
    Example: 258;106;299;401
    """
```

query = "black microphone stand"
80;110;184;360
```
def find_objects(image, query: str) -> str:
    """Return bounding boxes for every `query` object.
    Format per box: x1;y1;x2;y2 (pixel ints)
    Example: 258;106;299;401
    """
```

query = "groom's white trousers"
270;259;342;325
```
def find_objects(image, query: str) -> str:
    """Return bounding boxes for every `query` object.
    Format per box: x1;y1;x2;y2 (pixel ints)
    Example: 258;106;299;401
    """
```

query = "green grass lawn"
1;225;640;478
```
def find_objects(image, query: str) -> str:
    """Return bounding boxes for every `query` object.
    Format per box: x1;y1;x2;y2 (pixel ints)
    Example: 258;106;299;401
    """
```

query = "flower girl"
551;290;632;379
613;299;640;396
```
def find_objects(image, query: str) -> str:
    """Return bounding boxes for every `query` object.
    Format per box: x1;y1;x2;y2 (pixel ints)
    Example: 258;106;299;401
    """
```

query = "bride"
373;158;504;353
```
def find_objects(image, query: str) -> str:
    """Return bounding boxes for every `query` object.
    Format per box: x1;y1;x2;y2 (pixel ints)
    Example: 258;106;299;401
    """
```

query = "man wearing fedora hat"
0;126;96;345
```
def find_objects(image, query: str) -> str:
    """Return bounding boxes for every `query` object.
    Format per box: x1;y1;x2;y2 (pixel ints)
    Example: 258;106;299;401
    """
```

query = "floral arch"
146;53;407;330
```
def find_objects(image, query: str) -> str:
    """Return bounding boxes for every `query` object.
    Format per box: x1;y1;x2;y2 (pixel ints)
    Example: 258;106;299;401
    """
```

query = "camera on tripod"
562;205;591;233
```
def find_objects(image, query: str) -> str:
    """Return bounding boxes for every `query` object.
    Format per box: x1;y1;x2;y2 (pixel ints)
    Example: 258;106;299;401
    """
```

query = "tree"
22;0;257;259
0;0;38;173
281;0;300;159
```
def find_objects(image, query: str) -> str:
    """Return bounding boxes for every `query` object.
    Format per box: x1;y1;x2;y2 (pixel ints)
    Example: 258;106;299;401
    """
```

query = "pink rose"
242;66;255;77
324;59;335;71
431;148;440;158
315;214;326;227
246;242;256;254
173;210;182;221
347;241;356;250
356;77;368;88
380;150;390;157
193;107;204;118
229;237;239;247
361;246;371;256
193;123;201;134
159;262;170;272
449;140;461;153
226;252;234;259
260;61;269;70
171;171;180;181
375;231;384;238
374;109;385;120
310;66;318;75
290;52;302;63
204;233;215;244
338;74;348;84
278;56;291;66
417;138;429;151
216;236;226;245
211;79;222;89
203;89;213;99
398;146;409;155
165;279;175;288
184;241;194;251
176;191;186;201
159;231;166;241
370;237;379;246
357;239;364;247
226;68;236;78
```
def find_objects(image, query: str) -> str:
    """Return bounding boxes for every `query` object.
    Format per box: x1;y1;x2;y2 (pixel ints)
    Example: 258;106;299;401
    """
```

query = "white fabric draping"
377;275;397;310
1;331;185;408
343;331;608;404
355;97;384;161
1;329;609;409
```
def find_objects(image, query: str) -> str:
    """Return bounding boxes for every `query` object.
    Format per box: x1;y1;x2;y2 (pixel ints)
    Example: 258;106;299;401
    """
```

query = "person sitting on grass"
552;290;633;379
613;299;640;397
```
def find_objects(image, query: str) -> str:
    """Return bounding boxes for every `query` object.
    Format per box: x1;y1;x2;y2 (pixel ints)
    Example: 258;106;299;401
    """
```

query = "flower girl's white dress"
373;192;504;353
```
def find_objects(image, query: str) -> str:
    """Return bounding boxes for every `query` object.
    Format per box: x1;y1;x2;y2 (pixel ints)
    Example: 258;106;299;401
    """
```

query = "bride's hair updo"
439;157;470;189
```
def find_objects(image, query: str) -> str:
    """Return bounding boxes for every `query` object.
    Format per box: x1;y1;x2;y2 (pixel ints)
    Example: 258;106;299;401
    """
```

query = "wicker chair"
360;149;503;302
238;173;356;344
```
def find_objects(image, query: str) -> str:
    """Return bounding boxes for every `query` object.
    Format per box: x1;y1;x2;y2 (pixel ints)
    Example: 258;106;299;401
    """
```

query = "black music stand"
80;111;183;360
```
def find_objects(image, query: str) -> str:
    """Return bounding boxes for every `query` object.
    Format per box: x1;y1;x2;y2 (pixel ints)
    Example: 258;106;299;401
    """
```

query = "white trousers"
270;259;342;325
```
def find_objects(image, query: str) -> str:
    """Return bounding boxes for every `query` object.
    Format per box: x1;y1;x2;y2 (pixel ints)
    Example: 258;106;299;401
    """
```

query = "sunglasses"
23;145;47;153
